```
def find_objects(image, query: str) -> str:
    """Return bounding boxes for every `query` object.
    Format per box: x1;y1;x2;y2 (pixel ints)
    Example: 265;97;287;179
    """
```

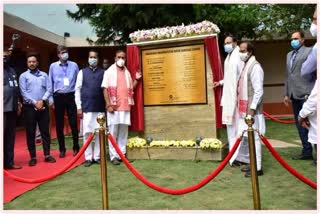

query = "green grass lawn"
4;120;316;210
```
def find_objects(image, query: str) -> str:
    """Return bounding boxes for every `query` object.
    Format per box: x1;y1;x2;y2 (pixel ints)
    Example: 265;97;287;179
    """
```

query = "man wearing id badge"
3;46;22;170
48;45;80;158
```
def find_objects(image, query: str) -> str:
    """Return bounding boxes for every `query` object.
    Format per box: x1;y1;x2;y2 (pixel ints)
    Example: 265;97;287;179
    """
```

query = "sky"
4;4;96;38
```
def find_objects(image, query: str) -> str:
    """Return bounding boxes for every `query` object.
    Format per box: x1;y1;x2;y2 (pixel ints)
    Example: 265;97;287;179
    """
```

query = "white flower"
129;20;220;42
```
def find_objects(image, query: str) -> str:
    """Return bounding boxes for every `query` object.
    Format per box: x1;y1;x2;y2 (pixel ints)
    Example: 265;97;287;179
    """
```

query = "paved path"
265;139;300;148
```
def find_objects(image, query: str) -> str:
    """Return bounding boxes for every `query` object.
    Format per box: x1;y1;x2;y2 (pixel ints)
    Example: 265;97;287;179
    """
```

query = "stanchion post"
97;113;109;210
245;115;261;210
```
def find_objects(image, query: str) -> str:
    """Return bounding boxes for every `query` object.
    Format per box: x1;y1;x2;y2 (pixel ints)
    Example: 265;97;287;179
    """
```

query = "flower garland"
127;137;222;150
129;20;220;43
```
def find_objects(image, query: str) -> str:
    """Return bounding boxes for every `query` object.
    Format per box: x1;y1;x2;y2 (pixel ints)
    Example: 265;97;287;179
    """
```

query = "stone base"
126;143;228;161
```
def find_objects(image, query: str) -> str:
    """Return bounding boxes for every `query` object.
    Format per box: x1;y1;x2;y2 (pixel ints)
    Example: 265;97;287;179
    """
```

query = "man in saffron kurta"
101;50;141;165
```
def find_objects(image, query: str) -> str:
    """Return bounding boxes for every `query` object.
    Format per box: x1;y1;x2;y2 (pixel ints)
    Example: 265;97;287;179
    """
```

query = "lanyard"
61;64;68;76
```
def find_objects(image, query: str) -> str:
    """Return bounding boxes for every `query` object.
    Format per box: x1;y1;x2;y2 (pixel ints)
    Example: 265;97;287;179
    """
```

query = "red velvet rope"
108;134;241;195
260;136;316;189
263;111;295;124
4;134;94;183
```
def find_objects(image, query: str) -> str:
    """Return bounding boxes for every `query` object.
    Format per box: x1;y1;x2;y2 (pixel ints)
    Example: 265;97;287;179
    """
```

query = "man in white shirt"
75;50;105;167
214;34;245;167
236;41;265;177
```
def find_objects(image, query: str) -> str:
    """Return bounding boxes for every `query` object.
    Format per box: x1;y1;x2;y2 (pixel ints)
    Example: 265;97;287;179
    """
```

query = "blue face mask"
291;40;301;50
224;44;234;54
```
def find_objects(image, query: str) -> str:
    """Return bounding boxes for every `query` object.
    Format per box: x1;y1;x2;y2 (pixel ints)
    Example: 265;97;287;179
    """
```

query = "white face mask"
310;23;317;37
88;58;98;67
239;52;249;62
60;52;69;61
116;58;125;67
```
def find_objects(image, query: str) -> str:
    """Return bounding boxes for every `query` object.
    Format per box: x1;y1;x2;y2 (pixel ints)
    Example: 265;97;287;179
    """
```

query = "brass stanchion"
97;113;109;210
245;115;261;210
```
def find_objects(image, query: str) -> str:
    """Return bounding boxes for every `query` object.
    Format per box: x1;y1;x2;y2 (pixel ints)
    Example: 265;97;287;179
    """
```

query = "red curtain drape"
204;37;223;128
126;45;144;131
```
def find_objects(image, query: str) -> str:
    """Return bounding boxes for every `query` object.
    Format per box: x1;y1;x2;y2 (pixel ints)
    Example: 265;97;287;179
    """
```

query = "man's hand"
213;82;220;88
247;109;255;116
77;109;83;119
35;100;44;110
298;116;310;129
283;96;290;107
106;105;114;113
17;103;22;116
135;70;142;80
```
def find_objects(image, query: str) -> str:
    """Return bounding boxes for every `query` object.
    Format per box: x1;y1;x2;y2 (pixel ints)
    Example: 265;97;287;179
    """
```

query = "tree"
67;4;315;45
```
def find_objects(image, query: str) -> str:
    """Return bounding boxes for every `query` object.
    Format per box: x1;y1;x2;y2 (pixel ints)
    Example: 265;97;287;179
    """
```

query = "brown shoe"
5;164;22;170
111;159;120;165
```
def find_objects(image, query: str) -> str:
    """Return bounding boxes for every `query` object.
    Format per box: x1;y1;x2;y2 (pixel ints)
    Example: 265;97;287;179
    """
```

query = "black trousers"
3;111;17;167
23;105;51;158
53;92;79;152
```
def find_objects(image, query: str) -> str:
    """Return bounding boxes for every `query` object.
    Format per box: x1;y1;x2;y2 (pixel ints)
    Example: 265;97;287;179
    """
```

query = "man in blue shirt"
48;45;80;158
19;53;56;166
3;45;22;170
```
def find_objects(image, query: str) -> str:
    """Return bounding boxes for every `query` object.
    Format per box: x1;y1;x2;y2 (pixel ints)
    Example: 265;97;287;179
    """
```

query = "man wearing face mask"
101;50;142;165
3;46;22;170
236;41;265;177
213;34;245;167
19;53;56;166
102;59;110;70
301;8;317;85
75;50;105;167
283;31;313;161
299;8;317;165
48;45;80;158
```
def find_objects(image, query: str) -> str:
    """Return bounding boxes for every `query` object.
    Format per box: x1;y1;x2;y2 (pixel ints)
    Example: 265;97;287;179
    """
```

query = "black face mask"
3;56;10;64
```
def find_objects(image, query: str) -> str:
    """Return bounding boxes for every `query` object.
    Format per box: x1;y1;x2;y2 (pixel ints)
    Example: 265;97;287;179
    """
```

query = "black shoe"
231;160;242;167
83;160;93;167
94;159;101;164
73;149;79;157
244;170;264;177
59;151;66;158
111;158;121;165
241;165;250;172
4;164;22;170
44;156;56;163
292;154;313;160
29;158;37;166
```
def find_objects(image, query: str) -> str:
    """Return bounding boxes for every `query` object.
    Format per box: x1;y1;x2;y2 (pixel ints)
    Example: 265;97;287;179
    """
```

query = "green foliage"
67;4;315;45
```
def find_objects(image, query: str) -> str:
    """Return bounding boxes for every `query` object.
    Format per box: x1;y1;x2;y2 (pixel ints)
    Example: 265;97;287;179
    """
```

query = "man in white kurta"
214;34;245;166
236;41;265;177
299;80;318;165
75;50;106;167
101;50;141;165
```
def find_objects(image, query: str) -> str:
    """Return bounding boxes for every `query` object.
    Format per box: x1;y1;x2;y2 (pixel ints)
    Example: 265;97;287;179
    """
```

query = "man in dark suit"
283;31;313;160
3;46;22;169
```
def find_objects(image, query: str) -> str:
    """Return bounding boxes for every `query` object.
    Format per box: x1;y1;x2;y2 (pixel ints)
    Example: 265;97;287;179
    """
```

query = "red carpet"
3;128;85;203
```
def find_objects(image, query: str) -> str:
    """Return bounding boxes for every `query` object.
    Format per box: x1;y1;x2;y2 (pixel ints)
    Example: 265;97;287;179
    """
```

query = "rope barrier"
108;134;241;195
3;134;94;184
260;135;317;189
263;111;295;124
